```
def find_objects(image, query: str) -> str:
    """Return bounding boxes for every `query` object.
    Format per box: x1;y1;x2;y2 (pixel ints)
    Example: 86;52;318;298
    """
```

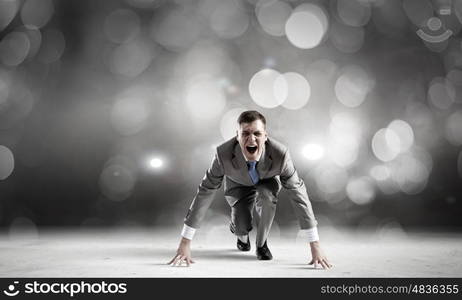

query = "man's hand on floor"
168;237;195;267
309;241;332;269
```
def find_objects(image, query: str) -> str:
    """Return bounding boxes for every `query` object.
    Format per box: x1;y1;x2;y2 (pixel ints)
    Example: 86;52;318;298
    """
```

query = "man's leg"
254;177;281;247
227;188;257;238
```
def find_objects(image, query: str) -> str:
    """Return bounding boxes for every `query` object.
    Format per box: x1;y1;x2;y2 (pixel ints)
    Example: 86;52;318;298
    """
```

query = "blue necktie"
247;161;259;185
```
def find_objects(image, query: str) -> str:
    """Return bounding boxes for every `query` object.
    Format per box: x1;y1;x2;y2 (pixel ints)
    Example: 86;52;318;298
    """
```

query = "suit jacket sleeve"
184;152;224;229
280;150;318;229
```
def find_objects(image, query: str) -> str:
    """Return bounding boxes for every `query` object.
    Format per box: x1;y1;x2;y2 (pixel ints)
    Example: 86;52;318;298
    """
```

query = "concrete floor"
0;225;461;277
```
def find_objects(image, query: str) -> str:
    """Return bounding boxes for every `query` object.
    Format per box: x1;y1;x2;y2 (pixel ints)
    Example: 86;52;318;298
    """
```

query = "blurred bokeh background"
1;0;462;236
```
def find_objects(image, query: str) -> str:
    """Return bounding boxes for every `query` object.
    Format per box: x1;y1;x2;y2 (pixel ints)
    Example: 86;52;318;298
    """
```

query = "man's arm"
168;152;224;267
280;150;332;269
184;152;224;228
279;150;318;230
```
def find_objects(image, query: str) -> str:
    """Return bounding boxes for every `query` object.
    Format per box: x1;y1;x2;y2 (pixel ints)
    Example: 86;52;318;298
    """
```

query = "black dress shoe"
237;237;251;251
256;241;273;260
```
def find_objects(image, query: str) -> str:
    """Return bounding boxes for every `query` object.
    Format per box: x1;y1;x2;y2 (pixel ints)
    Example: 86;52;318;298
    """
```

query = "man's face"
236;119;268;161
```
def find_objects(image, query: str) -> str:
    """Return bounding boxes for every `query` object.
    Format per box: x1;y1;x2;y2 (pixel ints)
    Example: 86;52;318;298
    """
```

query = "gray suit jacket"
184;137;318;230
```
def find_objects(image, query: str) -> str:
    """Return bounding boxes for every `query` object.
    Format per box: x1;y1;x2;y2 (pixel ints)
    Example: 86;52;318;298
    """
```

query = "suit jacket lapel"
257;142;272;179
231;142;254;185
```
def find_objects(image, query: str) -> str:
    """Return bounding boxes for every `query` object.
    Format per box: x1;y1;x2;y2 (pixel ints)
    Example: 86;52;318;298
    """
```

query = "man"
168;110;331;268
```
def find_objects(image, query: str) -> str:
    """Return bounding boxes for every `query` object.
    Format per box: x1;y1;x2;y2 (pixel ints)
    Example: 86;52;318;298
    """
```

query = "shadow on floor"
108;246;256;262
193;248;257;261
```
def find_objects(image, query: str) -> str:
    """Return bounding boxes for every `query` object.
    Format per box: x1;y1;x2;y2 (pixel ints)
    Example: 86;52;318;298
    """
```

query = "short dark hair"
237;110;266;126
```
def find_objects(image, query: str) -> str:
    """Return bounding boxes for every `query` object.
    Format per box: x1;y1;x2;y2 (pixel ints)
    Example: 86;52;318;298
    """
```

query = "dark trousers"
227;177;281;247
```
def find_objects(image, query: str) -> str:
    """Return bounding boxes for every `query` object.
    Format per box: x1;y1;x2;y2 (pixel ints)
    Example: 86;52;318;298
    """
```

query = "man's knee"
230;201;253;235
257;177;281;203
230;215;253;235
257;192;278;208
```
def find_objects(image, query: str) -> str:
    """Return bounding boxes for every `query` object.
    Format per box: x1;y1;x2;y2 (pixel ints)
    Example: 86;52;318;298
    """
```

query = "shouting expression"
237;119;268;161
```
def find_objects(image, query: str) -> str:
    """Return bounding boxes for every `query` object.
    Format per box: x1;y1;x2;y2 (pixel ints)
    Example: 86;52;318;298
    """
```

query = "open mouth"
246;146;258;154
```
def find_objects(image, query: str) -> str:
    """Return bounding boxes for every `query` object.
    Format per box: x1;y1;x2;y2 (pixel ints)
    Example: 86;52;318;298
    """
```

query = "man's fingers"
169;255;180;266
169;254;195;267
167;254;177;265
320;260;329;269
175;256;185;267
323;259;332;268
172;255;183;267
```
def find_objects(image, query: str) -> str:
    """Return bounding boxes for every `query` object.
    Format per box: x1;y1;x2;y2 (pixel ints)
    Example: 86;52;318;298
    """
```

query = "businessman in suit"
169;110;331;268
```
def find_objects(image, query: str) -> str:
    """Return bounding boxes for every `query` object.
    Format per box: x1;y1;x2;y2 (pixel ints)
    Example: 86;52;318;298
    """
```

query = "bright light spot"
302;143;325;160
210;1;249;39
315;164;349;194
391;149;432;195
0;31;30;66
378;220;407;240
445;110;462;146
335;65;374;107
384;130;401;157
104;9;140;44
99;156;137;202
249;69;286;108
285;4;328;49
307;59;338;80
111;93;151;136
149;158;163;168
336;0;371;27
427;77;455;110
329;20;365;53
174;40;238;86
151;8;202;52
186;76;226;120
20;0;54;29
220;107;247;140
387;119;414;153
446;69;462;86
327;135;359;167
0;84;35;129
372;128;400;162
109;38;155;77
330;112;362;134
346;176;376;205
375;177;400;195
370;165;390;181
256;0;292;37
8;217;38;241
405;101;436;147
0;0;20;32
277;72;311;110
16;26;42;60
402;0;433;28
0;145;14;180
37;28;66;63
327;112;362;167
